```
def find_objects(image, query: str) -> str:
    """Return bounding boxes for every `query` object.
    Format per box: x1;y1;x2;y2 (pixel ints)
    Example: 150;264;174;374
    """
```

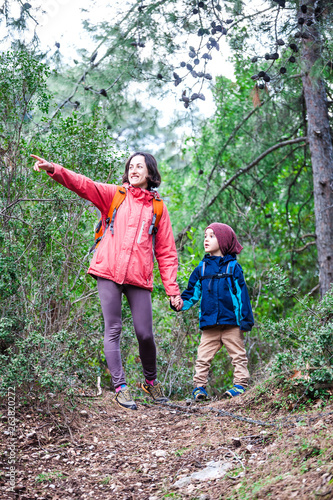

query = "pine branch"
46;3;142;126
18;0;39;25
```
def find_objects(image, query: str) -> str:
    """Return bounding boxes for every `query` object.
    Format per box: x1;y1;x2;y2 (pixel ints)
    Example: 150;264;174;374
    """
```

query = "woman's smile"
128;155;149;189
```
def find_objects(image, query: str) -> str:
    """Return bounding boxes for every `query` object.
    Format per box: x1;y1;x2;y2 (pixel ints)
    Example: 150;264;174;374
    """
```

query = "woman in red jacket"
31;152;181;410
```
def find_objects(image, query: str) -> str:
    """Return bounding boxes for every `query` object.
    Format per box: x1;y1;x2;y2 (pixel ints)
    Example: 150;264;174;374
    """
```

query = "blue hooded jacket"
180;254;254;331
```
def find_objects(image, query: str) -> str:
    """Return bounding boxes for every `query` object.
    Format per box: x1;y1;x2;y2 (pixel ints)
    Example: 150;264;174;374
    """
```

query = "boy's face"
204;228;222;256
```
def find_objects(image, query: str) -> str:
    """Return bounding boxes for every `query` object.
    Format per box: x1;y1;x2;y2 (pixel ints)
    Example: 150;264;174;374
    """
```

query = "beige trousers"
193;325;249;388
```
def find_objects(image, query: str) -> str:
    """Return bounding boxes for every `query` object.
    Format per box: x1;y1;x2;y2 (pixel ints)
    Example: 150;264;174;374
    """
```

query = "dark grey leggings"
97;277;157;388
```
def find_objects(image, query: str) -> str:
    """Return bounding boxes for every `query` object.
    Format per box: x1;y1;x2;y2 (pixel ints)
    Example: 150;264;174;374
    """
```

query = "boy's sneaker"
114;387;137;410
141;380;169;402
192;386;208;401
224;384;246;398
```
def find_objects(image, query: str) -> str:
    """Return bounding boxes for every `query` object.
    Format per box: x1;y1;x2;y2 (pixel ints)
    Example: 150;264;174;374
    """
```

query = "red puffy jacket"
48;164;180;296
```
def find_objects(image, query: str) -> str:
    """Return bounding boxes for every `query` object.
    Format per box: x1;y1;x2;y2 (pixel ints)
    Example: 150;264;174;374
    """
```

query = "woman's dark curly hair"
122;152;161;189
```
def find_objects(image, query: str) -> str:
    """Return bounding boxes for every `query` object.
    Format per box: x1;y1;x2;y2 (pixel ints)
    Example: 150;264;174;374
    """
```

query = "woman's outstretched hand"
170;295;183;311
31;154;54;173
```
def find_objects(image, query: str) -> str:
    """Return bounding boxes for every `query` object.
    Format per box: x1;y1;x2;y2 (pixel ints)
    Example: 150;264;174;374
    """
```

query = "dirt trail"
1;387;333;499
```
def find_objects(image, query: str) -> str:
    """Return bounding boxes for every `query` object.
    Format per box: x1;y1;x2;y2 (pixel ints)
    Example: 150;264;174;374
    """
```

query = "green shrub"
0;49;124;397
262;265;333;394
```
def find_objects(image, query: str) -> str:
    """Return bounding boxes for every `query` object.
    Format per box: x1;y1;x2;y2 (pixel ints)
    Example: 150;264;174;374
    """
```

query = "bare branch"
206;98;271;185
293;240;316;253
308;284;320;295
254;144;305;187
176;136;308;245
0;198;80;215
14;236;35;263
285;160;306;231
71;290;98;304
300;233;316;239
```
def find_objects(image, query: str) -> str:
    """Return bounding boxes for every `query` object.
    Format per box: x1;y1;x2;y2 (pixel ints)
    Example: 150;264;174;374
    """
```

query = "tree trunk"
301;0;333;296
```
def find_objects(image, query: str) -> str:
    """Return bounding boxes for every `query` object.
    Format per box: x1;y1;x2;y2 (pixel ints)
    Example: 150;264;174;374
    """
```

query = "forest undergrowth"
1;379;333;500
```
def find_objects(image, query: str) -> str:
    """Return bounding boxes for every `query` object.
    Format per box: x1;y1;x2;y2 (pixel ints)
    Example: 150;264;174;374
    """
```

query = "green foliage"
0;49;207;399
262;267;333;391
163;62;317;313
156;60;322;392
0;252;19;299
0;50;50;138
100;476;112;485
0;50;125;396
35;471;66;483
0;329;99;394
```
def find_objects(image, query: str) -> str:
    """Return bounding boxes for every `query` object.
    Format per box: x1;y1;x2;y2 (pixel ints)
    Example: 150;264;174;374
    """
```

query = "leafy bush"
262;265;333;394
0;49;124;397
0;330;99;394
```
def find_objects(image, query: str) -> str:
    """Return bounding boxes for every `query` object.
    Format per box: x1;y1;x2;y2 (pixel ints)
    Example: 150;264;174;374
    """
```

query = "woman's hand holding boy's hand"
175;296;184;311
31;154;54;173
170;295;183;311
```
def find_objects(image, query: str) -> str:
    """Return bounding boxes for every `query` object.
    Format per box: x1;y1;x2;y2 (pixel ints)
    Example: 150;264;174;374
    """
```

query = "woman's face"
128;155;149;189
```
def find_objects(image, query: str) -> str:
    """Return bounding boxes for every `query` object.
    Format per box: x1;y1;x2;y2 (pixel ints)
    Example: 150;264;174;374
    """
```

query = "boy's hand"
177;298;184;311
31;154;54;173
170;295;183;311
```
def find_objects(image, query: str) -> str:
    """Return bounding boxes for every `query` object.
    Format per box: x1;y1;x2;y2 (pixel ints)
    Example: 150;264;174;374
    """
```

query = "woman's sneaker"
114;387;137;410
224;384;246;398
141;380;169;402
192;386;208;401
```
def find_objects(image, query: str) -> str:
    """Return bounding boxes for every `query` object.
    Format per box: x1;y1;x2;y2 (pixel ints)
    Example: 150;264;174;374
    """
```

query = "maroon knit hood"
206;223;243;255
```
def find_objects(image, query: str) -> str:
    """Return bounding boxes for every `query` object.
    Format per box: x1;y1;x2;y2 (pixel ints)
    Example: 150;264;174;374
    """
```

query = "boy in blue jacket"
173;223;254;400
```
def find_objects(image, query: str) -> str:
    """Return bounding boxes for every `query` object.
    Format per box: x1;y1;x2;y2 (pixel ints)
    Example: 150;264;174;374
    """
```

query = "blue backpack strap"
226;260;241;325
226;260;237;295
198;261;206;277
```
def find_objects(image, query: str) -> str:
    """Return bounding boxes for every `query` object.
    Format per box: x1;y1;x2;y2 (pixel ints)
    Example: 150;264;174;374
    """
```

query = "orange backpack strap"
91;188;163;255
90;186;126;253
149;196;164;236
149;196;164;261
108;186;127;235
153;197;163;229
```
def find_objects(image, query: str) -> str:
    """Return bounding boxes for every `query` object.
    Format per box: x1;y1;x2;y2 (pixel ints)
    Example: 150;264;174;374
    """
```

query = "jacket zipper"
137;221;145;244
